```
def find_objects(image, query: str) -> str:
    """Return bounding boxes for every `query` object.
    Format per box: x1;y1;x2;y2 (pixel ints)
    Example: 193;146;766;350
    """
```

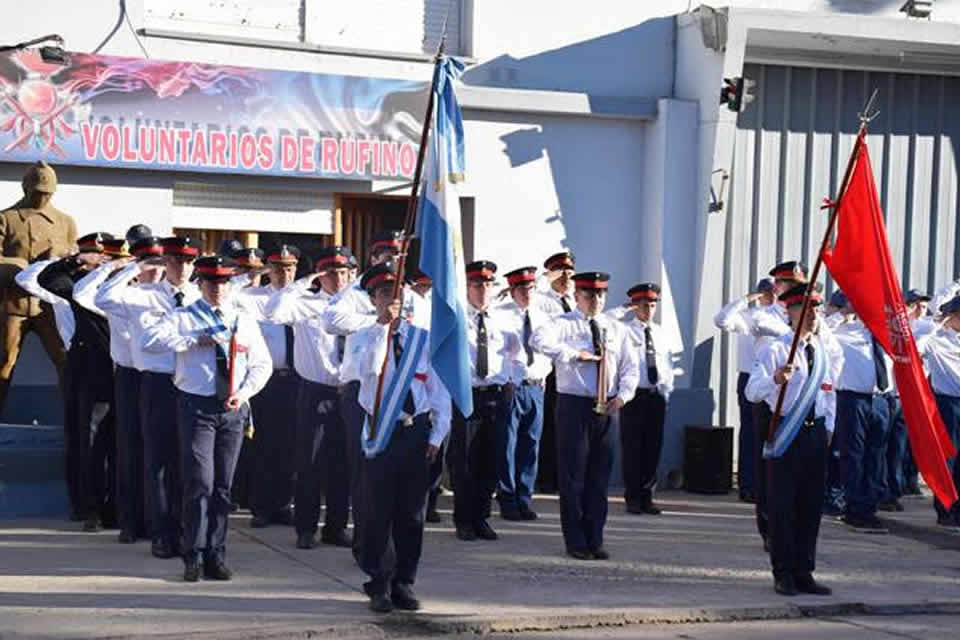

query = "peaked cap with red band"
315;246;353;270
361;261;398;293
160;236;199;258
504;266;537;287
132;236;164;259
769;260;808;283
77;232;111;254
102;238;130;258
544;250;575;271
573;271;610;291
195;255;237;281
779;283;823;309
267;244;300;265
369;230;403;255
231;247;265;268
466;260;497;282
405;267;433;286
628;282;661;303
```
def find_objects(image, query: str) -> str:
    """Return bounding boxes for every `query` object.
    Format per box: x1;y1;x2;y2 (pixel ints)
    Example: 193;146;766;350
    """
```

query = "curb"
877;514;960;550
89;600;960;639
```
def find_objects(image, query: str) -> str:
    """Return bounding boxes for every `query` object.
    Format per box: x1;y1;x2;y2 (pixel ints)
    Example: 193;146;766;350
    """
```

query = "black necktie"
644;326;659;385
393;330;416;416
476;312;489;379
560;296;571;313
872;336;889;391
523;310;534;366
804;342;817;421
213;309;231;400
336;334;346;364
284;325;295;370
173;291;184;308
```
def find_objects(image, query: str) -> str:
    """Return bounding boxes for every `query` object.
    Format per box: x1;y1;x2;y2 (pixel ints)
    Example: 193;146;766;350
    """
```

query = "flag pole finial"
859;88;880;124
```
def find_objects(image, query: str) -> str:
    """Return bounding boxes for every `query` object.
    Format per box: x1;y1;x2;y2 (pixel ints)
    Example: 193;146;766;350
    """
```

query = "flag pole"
368;37;447;441
766;90;878;440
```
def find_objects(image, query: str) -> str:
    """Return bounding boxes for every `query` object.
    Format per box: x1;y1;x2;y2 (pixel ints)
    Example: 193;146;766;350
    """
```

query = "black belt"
273;368;293;377
474;384;504;394
521;378;544;387
636;388;659;395
802;416;825;429
397;412;427;427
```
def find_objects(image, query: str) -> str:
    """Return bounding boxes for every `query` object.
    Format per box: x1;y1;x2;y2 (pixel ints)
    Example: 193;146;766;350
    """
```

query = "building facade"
3;0;960;482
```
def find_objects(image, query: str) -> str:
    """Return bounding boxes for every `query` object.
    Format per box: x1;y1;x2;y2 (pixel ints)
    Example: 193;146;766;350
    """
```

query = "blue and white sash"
763;338;828;459
187;300;246;383
362;325;430;459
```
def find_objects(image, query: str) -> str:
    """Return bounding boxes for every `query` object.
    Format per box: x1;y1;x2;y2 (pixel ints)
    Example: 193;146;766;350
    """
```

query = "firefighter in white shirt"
95;235;201;560
619;283;679;516
142;255;271;582
234;245;301;530
832;306;897;532
912;295;960;529
531;271;640;560
496;266;552;521
264;245;355;549
746;284;842;596
340;261;450;613
712;277;776;504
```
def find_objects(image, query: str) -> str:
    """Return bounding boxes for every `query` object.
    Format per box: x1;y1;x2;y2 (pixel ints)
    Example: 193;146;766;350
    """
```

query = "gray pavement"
0;490;958;639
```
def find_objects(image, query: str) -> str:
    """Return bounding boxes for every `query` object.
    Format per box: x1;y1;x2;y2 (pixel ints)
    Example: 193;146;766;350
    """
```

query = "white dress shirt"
264;278;342;386
465;305;519;386
14;259;74;349
621;315;679;399
340;318;452;447
497;300;553;383
233;283;291;371
72;262;135;369
536;287;576;317
745;329;844;434
95;261;201;373
832;318;896;394
914;319;960;398
140;297;272;402
531;310;640;404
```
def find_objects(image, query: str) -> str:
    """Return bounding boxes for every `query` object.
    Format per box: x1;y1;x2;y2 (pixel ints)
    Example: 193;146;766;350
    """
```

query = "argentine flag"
417;57;473;417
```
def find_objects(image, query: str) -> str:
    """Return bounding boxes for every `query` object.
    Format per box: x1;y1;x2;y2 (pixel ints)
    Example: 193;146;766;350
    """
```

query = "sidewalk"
1;491;958;639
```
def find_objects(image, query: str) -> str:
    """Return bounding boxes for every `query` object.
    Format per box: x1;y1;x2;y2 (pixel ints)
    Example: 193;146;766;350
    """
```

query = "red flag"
822;130;958;510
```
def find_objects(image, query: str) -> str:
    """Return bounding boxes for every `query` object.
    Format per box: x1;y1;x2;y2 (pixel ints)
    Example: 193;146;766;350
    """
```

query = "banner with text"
0;49;428;180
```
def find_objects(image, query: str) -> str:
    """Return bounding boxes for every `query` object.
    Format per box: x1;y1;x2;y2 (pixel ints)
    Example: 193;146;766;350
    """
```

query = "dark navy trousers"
141;371;181;547
838;390;892;520
768;417;827;579
340;380;364;561
555;393;616;552
620;388;666;507
114;365;146;537
294;379;349;536
753;402;772;539
497;382;544;512
933;393;960;523
450;386;511;526
177;391;245;562
359;414;430;595
249;370;299;520
737;372;757;496
884;397;907;502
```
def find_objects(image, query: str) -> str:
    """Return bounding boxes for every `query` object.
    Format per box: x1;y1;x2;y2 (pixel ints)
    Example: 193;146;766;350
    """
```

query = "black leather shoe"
794;573;831;595
567;548;592;560
774;575;798;596
391;583;422;611
625;503;645;515
590;547;610;560
455;524;477;541
641;503;662;515
151;539;176;559
500;509;525;521
296;533;317;549
425;507;442;523
183;558;201;583
83;514;103;532
369;593;394;613
203;561;233;581
878;501;904;512
117;531;137;544
320;528;353;548
474;519;498;540
519;507;539;521
274;508;295;526
250;515;270;528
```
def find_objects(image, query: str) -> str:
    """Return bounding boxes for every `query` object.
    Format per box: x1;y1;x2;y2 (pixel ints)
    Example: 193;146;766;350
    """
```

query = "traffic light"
720;77;756;113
